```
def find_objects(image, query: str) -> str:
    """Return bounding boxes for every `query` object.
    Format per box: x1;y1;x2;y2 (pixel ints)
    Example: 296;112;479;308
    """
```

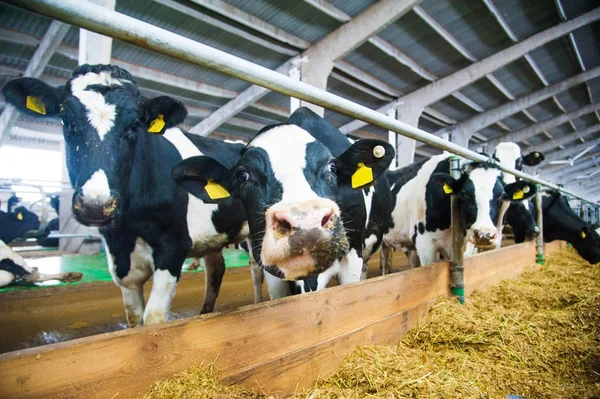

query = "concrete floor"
0;249;409;353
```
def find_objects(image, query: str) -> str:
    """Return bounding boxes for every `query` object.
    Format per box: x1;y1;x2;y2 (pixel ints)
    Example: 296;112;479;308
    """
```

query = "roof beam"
554;0;600;123
412;5;477;62
191;0;421;135
340;7;600;134
303;0;351;22
542;140;600;164
153;0;298;56
484;0;571;123
535;125;600;153
487;102;600;148
190;0;310;49
0;21;70;146
0;28;240;99
188;57;300;135
420;68;600;148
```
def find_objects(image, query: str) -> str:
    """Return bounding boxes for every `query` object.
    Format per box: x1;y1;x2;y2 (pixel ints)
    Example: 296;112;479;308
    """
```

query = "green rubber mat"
0;248;250;293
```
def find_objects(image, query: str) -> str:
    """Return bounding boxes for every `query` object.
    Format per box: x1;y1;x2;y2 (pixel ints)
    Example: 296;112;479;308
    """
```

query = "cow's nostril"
273;212;293;236
321;211;333;227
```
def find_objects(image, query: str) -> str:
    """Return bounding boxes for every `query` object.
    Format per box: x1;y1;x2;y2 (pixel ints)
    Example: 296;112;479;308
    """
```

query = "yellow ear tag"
205;180;230;200
581;231;587;239
442;183;453;194
512;190;525;200
26;95;46;115
17;212;23;221
352;162;373;189
147;114;165;133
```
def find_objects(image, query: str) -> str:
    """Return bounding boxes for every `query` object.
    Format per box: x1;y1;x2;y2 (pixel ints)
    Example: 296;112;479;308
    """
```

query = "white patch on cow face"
468;168;502;242
144;269;177;326
494;142;522;184
250;125;319;203
81;169;111;200
70;71;126;140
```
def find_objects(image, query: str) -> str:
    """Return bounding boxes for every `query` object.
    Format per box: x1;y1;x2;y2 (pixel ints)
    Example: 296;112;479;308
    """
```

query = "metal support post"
449;156;465;304
535;185;544;265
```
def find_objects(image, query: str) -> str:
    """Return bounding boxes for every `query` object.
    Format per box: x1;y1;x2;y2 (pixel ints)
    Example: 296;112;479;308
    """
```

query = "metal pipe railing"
3;0;596;204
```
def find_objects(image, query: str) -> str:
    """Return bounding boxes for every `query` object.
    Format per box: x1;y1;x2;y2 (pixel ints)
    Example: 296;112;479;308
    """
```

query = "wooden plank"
0;241;567;398
222;300;436;396
464;242;535;296
0;261;450;399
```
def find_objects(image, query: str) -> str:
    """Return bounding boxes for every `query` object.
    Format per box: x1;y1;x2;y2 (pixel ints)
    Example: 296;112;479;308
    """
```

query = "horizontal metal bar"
4;0;595;204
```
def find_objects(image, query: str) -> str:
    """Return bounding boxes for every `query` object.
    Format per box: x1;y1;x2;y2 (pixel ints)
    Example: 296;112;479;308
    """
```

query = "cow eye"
236;170;250;183
327;161;337;174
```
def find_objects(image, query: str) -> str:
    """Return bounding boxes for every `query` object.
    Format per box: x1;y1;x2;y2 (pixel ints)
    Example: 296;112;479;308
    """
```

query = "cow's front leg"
337;248;362;285
247;240;264;303
201;251;226;314
121;286;145;328
380;242;392;275
144;243;186;326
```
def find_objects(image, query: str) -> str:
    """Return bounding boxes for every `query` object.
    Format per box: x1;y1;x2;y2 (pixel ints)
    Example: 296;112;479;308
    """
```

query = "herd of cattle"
1;64;599;327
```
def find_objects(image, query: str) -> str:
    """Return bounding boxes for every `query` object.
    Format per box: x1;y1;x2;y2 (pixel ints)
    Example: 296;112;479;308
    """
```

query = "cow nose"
474;229;497;241
270;204;335;238
533;226;540;234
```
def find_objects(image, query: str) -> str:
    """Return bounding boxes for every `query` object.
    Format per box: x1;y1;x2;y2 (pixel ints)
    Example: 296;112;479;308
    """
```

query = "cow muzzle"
72;190;118;227
469;228;498;247
261;198;349;280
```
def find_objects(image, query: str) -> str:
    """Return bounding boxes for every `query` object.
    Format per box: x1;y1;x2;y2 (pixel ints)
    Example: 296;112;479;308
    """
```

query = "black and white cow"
382;154;537;267
3;64;250;326
0;240;82;287
173;107;394;293
533;191;600;264
492;142;545;243
0;206;40;243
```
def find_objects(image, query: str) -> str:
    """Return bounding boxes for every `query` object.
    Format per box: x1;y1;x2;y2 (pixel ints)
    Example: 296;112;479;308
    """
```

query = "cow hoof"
63;272;83;282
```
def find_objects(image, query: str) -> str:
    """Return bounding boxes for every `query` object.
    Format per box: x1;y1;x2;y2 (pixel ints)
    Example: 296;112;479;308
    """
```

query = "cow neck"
543;194;586;236
122;129;183;217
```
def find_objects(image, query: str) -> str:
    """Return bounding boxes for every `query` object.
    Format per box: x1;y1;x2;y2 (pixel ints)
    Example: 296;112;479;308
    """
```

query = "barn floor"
0;248;251;293
0;249;409;353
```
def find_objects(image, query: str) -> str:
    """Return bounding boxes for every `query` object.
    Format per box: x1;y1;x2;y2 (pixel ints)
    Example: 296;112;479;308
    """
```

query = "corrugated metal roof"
0;0;598;192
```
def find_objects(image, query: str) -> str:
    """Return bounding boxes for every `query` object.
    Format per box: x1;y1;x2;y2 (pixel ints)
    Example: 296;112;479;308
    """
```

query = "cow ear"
143;96;188;134
336;139;395;189
172;156;234;204
431;173;459;195
2;78;64;117
503;181;536;202
522;151;545;166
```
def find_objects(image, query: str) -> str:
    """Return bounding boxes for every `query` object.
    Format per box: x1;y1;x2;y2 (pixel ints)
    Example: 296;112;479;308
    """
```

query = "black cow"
173;107;394;293
533;191;600;264
381;154;537;268
492;142;545;243
0;206;40;243
3;64;250;326
0;239;82;287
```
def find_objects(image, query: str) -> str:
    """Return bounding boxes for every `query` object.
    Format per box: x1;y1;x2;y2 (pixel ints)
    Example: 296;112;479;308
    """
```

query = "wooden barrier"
0;241;565;399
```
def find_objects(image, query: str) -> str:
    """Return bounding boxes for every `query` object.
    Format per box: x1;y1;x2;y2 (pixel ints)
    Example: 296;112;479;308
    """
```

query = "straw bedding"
142;247;600;399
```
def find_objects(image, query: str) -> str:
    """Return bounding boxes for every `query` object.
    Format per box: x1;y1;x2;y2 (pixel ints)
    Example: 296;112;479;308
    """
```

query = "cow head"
2;64;186;227
505;200;539;243
432;161;537;248
542;192;600;264
492;142;544;184
493;142;545;241
173;121;393;280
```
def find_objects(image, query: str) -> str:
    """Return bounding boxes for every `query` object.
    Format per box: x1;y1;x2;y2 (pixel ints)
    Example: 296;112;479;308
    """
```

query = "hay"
142;247;600;399
299;247;600;399
141;361;265;399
